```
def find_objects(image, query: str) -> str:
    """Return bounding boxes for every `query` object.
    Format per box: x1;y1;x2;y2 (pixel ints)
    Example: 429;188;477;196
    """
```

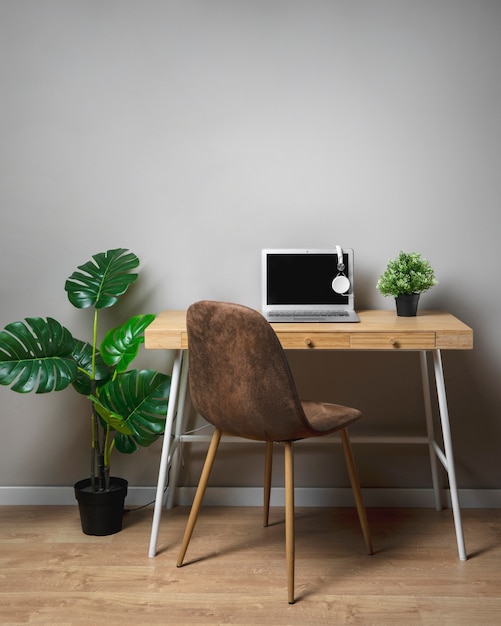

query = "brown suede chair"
176;300;373;603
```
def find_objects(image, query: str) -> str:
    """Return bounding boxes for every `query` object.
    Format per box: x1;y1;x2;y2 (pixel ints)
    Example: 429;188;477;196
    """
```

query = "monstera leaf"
100;314;155;373
0;317;77;393
65;248;139;309
91;369;171;453
70;339;112;395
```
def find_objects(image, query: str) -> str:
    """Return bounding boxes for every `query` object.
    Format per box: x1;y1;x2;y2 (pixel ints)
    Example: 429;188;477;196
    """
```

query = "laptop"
261;247;359;322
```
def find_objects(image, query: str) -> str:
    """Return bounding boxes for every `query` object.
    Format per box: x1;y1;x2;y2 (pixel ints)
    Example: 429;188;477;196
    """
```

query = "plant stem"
103;425;115;491
90;308;106;490
90;385;104;490
92;309;98;379
90;408;96;490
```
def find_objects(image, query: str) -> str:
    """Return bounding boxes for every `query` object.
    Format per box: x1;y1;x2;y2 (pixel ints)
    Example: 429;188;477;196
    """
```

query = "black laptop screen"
266;253;350;306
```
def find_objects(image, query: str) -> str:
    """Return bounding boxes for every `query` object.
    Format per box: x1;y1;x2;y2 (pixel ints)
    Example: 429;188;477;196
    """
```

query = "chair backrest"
186;300;317;442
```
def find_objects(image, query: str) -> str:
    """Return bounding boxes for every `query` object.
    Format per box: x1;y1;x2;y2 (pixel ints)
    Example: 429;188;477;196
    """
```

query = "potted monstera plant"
0;248;170;535
376;250;438;316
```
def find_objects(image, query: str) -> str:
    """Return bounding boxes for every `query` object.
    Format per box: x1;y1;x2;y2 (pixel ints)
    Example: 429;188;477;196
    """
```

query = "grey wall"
1;1;500;493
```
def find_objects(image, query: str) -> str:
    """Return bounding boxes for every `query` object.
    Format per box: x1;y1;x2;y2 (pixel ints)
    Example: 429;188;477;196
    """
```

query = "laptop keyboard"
268;311;350;319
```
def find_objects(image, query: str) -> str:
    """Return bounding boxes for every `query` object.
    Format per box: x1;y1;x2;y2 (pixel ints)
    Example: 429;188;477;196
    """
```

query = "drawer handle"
304;337;314;347
390;337;399;347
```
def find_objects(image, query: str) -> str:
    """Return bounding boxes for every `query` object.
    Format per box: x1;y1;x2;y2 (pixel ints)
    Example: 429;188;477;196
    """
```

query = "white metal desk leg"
420;351;443;511
433;349;467;561
166;352;189;510
148;349;184;558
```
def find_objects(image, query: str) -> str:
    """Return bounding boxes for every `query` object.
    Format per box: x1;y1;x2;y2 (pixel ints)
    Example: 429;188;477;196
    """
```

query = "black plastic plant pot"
74;477;128;536
395;293;420;317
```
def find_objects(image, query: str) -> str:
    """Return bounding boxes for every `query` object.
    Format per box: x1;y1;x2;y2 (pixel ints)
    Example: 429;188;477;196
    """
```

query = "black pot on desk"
395;293;420;317
74;477;128;536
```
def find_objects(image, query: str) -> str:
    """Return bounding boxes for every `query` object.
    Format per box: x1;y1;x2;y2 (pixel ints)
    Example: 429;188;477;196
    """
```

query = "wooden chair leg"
284;441;295;604
263;441;273;527
177;428;222;567
340;428;374;555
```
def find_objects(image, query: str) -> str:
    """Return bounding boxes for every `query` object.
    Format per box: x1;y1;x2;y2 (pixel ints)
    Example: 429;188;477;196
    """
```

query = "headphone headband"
332;244;350;294
335;244;345;272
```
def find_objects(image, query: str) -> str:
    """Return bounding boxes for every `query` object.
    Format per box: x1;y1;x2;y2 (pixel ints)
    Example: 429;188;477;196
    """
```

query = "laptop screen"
266;252;350;306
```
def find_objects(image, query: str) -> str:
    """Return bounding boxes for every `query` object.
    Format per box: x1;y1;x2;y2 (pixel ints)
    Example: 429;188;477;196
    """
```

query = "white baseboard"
174;487;501;508
0;486;158;506
1;486;501;508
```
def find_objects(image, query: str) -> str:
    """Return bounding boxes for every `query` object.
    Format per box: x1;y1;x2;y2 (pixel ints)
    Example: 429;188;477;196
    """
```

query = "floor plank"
0;505;500;625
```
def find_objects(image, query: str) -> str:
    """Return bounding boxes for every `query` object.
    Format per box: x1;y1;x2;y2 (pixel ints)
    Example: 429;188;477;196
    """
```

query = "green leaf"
64;248;139;310
0;318;77;393
87;397;134;435
92;369;170;454
71;339;112;395
100;314;155;373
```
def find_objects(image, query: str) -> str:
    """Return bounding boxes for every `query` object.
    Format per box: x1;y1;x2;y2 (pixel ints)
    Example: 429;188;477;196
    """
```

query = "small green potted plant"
0;248;170;535
376;250;438;316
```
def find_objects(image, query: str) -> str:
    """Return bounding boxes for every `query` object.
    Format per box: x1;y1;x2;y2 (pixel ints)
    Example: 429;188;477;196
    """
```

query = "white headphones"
331;244;351;294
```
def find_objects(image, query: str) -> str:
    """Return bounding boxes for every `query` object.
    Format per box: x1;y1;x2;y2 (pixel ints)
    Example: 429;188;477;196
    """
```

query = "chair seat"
301;401;361;435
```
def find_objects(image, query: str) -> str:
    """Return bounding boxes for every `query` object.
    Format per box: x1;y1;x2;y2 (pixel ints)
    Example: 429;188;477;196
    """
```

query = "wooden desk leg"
148;349;185;558
433;349;467;561
420;351;443;511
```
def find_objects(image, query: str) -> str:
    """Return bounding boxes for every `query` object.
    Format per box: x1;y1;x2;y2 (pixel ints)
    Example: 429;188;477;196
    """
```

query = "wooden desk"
146;310;473;560
145;309;473;351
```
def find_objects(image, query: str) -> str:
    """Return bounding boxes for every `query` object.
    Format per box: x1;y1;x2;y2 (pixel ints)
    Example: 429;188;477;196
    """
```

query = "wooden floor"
1;505;500;625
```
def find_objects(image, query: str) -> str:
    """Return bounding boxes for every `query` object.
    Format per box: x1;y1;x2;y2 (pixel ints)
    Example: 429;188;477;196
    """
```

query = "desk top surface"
145;309;473;351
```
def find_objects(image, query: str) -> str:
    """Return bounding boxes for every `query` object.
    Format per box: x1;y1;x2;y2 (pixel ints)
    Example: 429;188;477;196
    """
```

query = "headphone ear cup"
332;274;350;294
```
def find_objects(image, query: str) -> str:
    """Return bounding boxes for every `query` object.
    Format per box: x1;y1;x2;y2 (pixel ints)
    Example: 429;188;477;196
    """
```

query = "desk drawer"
277;332;351;349
351;332;436;350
